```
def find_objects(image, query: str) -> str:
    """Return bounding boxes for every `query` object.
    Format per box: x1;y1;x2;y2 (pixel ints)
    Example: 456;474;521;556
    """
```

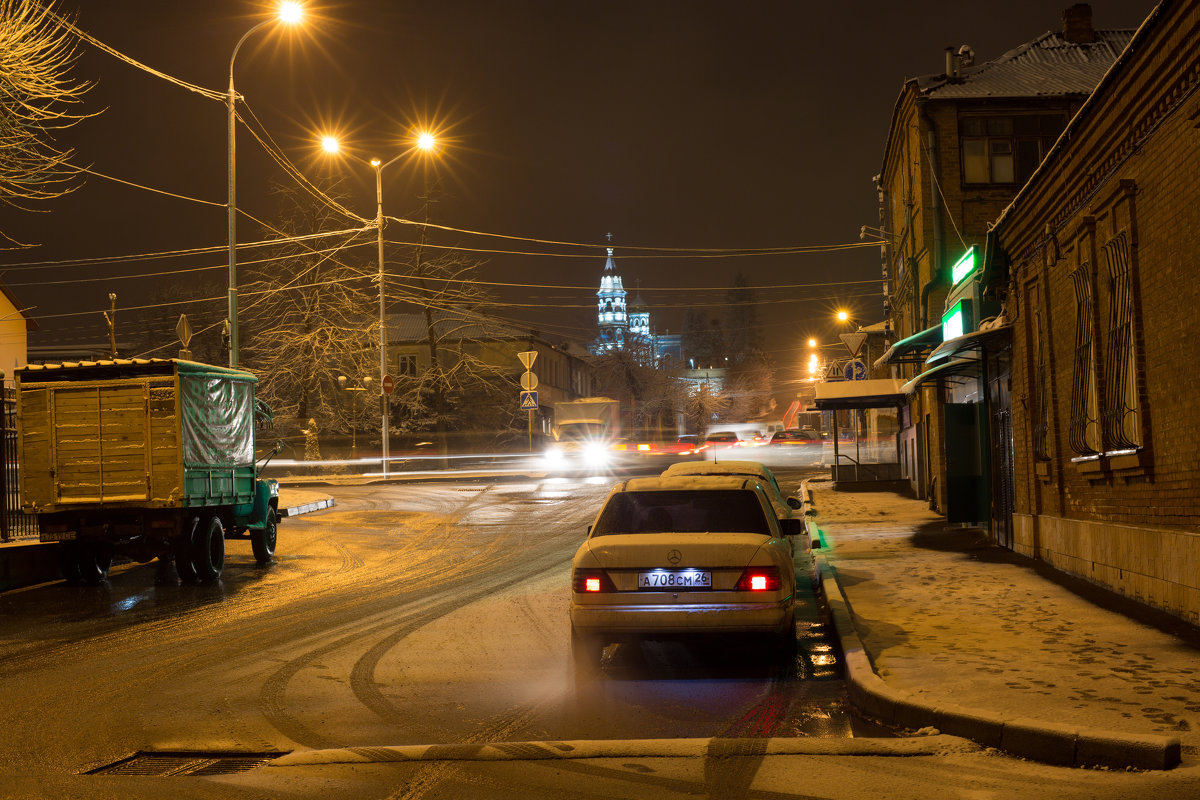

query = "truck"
546;397;621;469
16;358;282;584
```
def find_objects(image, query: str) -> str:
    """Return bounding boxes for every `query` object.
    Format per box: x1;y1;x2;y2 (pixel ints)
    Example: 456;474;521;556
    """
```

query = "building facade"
875;5;1132;516
990;0;1200;623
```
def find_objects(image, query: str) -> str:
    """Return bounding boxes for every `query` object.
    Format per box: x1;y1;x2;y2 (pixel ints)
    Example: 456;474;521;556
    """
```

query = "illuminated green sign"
951;247;977;286
942;299;969;340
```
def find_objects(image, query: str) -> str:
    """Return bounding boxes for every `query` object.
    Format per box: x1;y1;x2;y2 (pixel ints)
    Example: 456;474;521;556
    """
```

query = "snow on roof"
661;461;772;480
621;475;759;492
918;29;1134;100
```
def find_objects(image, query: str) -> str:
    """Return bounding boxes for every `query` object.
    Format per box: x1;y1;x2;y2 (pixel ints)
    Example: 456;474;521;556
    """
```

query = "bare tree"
590;335;685;440
1;0;94;244
239;181;378;439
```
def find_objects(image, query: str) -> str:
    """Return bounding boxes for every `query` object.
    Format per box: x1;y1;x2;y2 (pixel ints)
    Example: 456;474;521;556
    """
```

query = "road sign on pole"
520;371;538;391
840;331;868;358
519;391;538;410
382;374;394;395
518;350;538;370
843;359;867;381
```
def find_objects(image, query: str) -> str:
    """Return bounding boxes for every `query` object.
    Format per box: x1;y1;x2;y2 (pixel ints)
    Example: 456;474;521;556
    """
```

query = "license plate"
638;570;712;589
40;530;76;542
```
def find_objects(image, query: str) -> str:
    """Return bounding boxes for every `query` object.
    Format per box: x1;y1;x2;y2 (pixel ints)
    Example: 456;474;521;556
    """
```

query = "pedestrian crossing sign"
519;391;538;410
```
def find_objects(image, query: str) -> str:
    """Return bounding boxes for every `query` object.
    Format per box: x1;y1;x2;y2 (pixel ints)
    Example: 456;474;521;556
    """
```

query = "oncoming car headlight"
583;442;610;467
543;447;565;465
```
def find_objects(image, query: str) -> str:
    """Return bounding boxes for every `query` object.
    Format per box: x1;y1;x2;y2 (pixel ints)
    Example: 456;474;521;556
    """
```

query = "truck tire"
192;515;225;582
173;517;200;583
251;507;277;564
58;543;83;584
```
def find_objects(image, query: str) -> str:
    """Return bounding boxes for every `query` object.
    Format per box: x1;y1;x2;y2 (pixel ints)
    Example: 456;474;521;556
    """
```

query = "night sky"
1;0;1155;367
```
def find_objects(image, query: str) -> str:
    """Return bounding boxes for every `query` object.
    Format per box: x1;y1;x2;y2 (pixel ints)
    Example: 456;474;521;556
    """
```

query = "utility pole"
104;293;117;358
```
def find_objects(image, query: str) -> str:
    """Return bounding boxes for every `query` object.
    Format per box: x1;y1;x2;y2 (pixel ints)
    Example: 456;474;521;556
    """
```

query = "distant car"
676;434;700;446
569;475;804;674
771;429;821;445
703;430;742;447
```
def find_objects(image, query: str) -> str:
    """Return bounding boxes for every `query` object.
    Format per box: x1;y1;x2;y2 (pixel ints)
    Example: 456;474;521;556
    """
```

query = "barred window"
1100;231;1141;451
1068;265;1101;457
1031;288;1050;461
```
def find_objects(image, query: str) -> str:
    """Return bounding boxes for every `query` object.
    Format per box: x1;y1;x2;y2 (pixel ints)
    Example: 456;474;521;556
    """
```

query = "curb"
279;498;336;518
270;734;979;767
800;478;1182;771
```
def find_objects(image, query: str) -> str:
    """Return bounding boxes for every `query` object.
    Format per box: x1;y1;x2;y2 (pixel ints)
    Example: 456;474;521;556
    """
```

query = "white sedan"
569;475;804;674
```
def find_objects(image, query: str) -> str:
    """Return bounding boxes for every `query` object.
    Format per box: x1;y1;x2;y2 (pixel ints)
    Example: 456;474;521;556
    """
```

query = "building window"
1068;264;1101;457
1100;231;1141;451
397;354;418;377
960;114;1066;185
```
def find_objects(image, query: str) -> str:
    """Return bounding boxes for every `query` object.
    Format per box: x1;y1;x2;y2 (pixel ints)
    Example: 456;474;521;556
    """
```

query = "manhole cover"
88;751;287;776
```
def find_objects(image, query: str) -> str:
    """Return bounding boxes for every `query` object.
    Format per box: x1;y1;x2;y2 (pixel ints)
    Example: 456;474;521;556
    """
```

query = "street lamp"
337;375;373;460
322;131;438;477
227;2;304;369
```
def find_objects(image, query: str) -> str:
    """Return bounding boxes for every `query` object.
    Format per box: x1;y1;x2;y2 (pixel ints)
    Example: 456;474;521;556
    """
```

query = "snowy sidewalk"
806;478;1199;768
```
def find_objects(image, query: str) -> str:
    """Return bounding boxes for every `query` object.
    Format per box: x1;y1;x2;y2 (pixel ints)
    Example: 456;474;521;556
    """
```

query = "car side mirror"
586;524;593;536
786;496;802;510
779;518;805;537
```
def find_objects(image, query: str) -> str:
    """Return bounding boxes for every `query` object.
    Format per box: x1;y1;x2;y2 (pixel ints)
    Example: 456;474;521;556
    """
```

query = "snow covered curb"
270;735;977;766
801;479;1182;771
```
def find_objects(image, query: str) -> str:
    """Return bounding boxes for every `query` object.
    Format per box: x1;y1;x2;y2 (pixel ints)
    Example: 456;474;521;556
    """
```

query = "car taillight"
572;568;616;593
735;566;781;592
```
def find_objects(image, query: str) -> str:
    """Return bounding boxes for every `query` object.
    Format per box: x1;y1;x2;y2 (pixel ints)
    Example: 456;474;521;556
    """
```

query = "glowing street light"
836;309;850;323
226;3;305;368
322;131;439;477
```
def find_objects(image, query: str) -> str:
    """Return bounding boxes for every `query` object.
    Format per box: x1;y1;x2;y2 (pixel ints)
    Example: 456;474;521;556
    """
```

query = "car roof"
616;475;763;493
661;460;773;479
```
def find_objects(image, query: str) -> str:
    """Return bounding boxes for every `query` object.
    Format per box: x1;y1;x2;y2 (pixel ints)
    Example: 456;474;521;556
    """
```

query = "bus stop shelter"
813;379;906;486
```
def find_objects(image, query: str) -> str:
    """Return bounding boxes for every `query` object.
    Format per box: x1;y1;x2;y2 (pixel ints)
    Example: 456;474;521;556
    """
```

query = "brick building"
989;0;1200;623
874;6;1132;521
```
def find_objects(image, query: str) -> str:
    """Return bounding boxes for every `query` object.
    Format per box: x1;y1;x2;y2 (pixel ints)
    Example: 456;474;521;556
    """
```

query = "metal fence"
2;392;38;542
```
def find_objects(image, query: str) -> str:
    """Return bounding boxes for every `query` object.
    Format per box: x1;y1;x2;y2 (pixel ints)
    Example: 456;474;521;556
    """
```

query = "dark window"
397;354;418;377
960;113;1067;185
591;490;770;537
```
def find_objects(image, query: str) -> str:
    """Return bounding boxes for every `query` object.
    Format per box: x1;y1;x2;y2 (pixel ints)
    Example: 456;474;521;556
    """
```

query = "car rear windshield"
591;490;770;536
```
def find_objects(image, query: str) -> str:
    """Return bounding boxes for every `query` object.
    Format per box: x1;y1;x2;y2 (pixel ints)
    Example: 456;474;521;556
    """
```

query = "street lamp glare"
279;2;303;24
321;136;340;154
370;158;382;167
417;131;436;151
807;338;817;347
836;310;850;322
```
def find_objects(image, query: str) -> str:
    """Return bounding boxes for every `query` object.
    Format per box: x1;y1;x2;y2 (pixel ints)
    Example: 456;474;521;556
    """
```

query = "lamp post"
227;2;303;369
337;375;372;461
322;132;437;477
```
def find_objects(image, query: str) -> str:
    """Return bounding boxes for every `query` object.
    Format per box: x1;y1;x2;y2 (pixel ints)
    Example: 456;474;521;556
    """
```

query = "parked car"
569;475;805;676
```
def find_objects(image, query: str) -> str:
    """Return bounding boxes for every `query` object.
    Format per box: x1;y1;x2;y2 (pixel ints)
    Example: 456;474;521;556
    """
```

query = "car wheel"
191;515;225;583
251;507;277;564
571;627;605;679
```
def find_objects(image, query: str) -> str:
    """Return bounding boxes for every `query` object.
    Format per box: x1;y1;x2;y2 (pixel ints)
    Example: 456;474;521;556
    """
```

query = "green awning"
873;325;943;368
901;358;980;394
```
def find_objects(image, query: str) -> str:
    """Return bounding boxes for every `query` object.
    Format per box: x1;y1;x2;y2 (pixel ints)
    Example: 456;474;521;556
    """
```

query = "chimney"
1062;3;1096;44
945;46;956;79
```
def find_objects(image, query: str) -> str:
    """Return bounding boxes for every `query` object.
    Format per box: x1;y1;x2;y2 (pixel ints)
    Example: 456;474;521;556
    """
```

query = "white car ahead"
660;459;801;520
569;475;804;674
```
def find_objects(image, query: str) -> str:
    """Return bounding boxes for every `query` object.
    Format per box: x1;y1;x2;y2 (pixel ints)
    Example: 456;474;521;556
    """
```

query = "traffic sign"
843;359;867;381
518;350;538;370
840;331;868;358
382;374;394;395
176;314;193;348
519;391;538;410
520;371;538;390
